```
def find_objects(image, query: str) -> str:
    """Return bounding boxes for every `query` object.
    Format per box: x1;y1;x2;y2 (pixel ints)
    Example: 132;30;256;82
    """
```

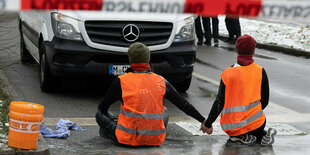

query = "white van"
19;11;196;92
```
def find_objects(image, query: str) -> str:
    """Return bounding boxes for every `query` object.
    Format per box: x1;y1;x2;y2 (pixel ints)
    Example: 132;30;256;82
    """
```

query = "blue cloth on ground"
40;119;86;138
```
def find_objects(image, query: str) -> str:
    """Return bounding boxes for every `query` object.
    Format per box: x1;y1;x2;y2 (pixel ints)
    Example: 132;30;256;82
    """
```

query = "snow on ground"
218;16;310;52
0;134;8;150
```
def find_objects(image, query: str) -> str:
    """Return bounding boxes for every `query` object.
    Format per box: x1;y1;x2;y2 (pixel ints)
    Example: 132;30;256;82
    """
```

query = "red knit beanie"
236;34;256;55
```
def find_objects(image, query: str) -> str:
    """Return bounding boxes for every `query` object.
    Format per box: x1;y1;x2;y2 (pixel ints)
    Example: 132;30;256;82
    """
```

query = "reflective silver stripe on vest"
116;124;166;135
221;110;263;130
221;101;260;115
120;109;163;119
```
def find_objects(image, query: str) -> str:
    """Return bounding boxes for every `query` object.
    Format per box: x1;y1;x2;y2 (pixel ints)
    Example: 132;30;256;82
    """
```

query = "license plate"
109;65;130;75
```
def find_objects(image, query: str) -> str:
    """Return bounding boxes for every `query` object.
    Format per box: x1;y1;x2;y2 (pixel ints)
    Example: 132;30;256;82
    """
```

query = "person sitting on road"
200;35;277;146
96;42;206;146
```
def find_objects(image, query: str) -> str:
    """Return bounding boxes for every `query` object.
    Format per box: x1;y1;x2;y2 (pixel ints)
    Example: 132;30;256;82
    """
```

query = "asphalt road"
1;12;310;154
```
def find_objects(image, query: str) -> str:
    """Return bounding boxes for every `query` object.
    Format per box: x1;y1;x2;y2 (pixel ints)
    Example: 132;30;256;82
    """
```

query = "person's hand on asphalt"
200;119;213;135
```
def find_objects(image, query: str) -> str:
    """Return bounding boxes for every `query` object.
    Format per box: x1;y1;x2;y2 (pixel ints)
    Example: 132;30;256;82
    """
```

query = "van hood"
56;11;193;23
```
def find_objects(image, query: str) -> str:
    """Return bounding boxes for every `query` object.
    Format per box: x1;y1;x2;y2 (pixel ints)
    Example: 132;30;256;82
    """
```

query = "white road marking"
268;101;300;115
43;116;207;126
44;117;97;126
192;72;220;86
176;122;307;136
43;116;308;135
43;113;310;126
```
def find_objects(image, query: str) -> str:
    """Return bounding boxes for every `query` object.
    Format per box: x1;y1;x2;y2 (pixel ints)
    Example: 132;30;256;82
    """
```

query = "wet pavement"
44;124;310;155
0;13;310;154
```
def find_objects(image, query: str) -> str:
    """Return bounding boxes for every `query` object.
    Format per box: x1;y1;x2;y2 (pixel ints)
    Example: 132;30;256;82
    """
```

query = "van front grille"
84;21;173;47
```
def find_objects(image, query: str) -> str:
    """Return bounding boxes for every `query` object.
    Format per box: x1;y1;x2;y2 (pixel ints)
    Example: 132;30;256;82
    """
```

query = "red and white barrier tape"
0;0;309;24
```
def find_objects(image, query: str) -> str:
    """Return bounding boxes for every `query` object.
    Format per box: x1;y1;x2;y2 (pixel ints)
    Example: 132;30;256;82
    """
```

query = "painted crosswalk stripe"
192;72;220;86
176;122;307;136
43;116;308;136
43;113;310;126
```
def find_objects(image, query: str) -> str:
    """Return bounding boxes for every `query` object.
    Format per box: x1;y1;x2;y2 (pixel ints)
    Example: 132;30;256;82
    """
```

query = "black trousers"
96;108;169;141
225;17;241;40
195;16;219;42
235;119;267;142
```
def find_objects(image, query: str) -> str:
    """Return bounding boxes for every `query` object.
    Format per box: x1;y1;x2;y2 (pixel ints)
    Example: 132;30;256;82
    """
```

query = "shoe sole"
230;135;257;145
230;139;256;145
261;128;277;146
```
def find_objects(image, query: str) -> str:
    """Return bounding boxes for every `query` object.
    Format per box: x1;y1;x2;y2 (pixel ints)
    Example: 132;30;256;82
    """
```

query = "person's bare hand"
200;119;213;135
200;119;208;133
206;126;213;135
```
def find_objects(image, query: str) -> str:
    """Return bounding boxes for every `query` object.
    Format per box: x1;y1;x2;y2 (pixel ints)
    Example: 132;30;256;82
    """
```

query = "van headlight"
174;16;195;42
51;13;83;41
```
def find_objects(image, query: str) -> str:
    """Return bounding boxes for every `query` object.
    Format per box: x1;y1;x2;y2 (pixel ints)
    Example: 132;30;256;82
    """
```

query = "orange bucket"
8;101;44;149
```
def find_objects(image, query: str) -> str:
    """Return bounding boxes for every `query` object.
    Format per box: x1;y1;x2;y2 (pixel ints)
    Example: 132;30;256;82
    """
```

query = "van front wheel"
173;76;192;92
39;41;59;92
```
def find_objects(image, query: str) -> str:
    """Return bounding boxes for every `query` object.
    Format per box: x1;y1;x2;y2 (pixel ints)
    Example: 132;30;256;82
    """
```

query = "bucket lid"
10;101;44;114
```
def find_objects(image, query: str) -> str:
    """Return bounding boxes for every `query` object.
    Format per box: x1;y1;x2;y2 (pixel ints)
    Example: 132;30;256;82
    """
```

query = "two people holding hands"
96;35;276;147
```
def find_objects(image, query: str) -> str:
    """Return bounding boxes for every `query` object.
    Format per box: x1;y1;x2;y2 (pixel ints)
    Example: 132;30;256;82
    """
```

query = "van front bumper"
44;37;196;83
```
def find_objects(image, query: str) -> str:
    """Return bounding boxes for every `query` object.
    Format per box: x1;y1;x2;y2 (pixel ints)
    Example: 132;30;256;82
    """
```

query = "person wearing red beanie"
236;34;256;55
236;34;256;66
200;35;277;146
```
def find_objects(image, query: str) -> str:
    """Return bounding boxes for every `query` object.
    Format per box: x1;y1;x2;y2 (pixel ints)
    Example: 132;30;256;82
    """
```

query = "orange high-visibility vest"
220;62;266;136
116;72;166;146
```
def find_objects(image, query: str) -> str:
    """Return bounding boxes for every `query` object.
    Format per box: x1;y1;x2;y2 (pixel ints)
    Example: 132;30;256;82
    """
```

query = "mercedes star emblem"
122;24;140;42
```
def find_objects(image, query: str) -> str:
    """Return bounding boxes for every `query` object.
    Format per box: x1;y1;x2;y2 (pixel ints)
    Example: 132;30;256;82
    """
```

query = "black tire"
20;32;35;63
173;76;192;92
39;41;59;92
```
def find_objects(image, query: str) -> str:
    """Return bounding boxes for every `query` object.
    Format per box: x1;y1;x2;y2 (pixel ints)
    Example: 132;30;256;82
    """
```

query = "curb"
218;35;310;58
0;134;50;155
255;43;310;58
0;69;49;154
